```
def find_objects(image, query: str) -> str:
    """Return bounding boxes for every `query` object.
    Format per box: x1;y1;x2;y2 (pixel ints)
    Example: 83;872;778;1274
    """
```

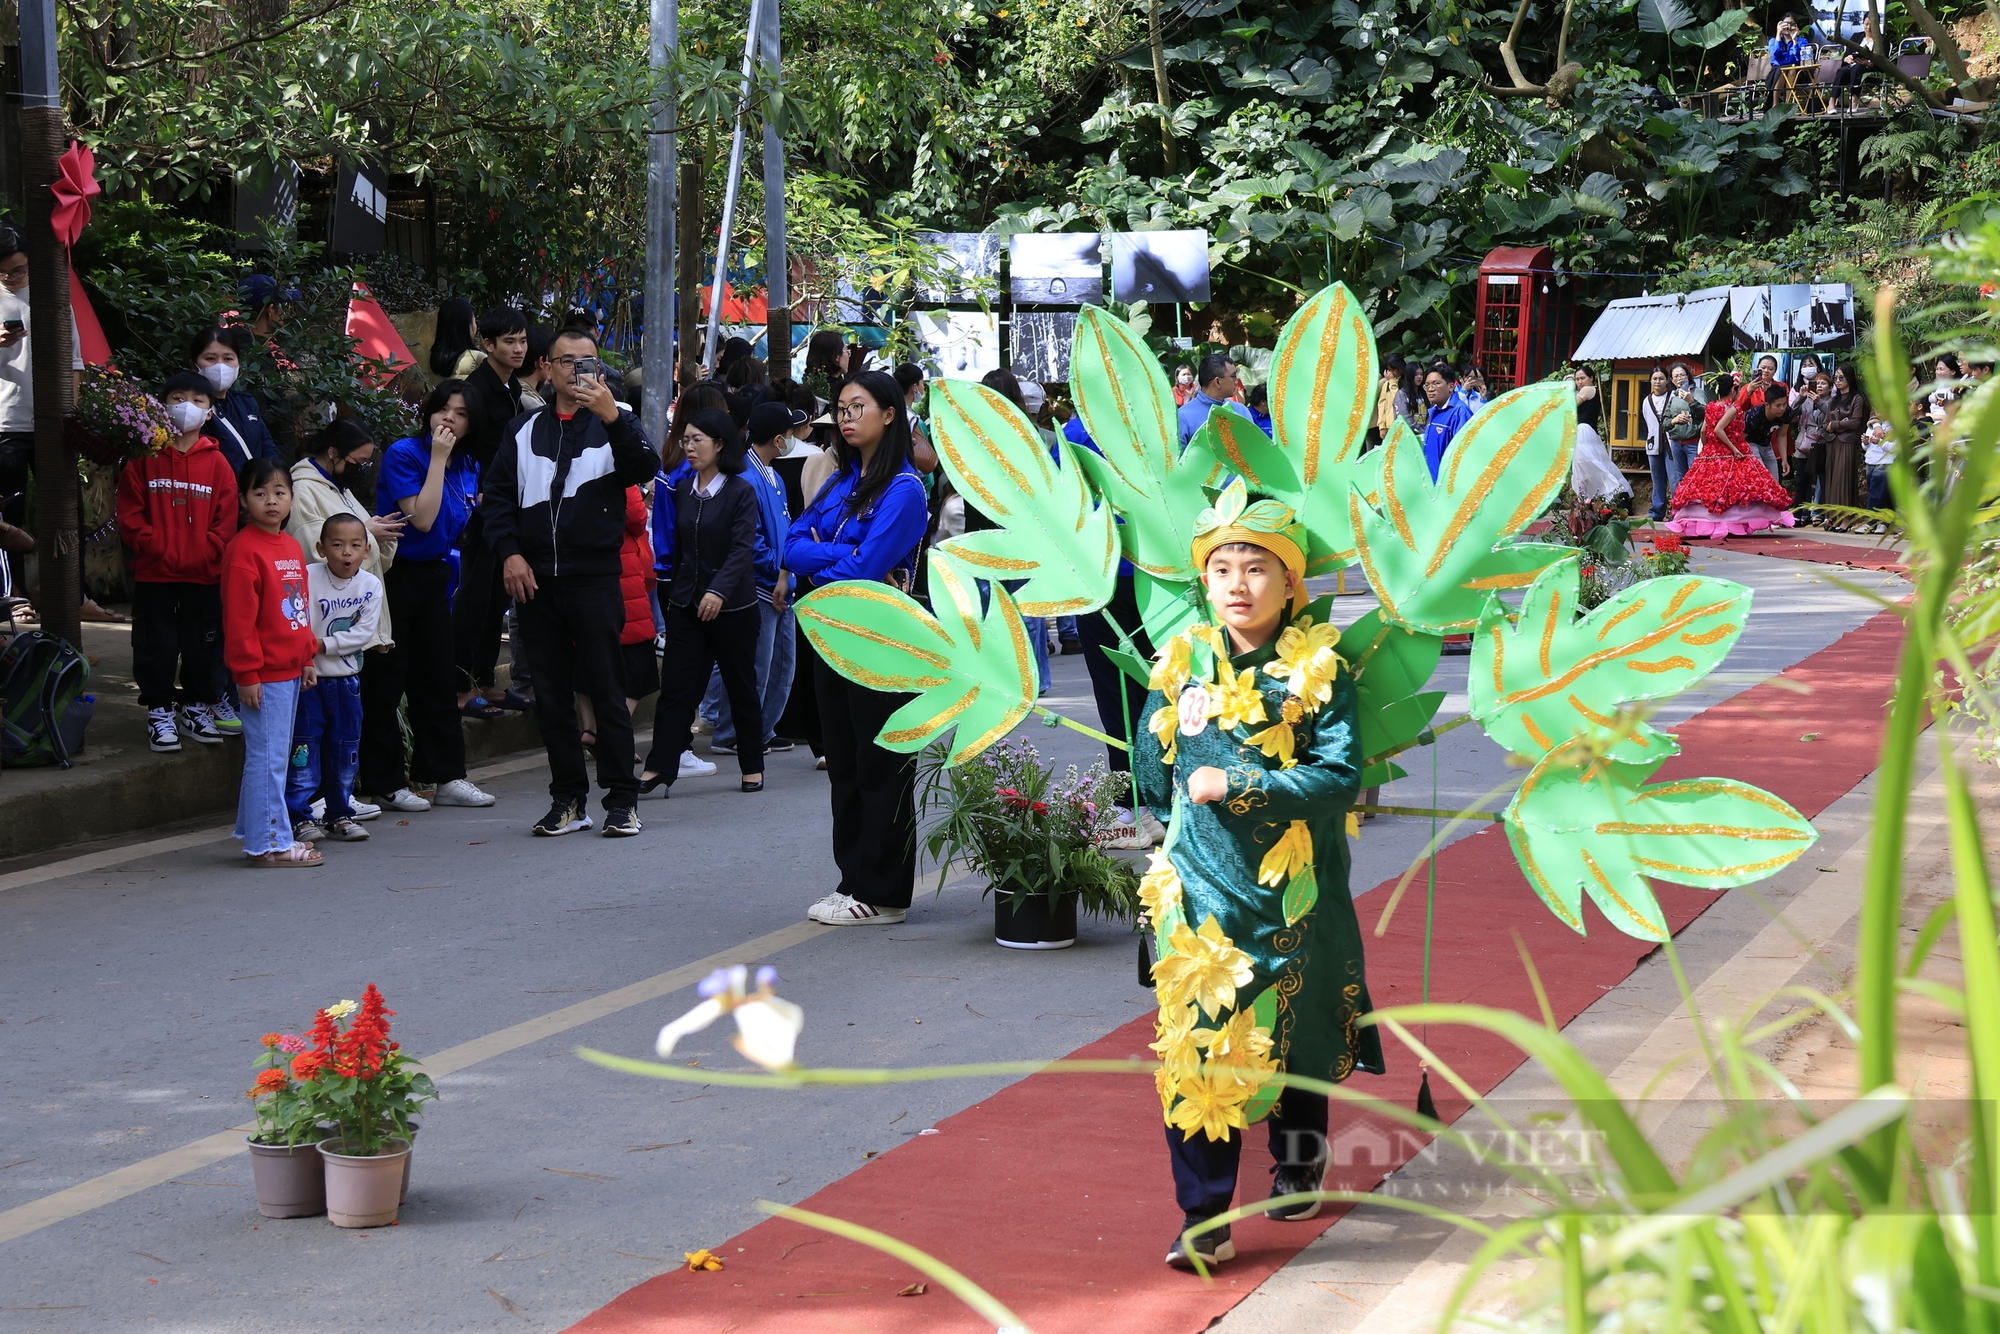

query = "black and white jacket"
480;406;659;581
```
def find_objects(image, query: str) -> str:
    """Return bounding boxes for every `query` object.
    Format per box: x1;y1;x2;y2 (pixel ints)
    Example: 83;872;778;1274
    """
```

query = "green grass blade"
756;1200;1033;1332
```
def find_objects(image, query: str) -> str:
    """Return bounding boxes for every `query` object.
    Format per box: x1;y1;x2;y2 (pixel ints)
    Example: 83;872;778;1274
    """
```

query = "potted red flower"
245;1031;327;1218
296;985;437;1227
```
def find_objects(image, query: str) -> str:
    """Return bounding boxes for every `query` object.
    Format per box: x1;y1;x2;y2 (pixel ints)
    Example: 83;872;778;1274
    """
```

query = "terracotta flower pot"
994;887;1078;950
246;1137;326;1218
319;1137;411;1228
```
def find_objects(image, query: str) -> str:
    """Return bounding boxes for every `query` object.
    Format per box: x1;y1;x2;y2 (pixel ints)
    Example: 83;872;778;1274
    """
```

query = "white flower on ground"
655;965;804;1071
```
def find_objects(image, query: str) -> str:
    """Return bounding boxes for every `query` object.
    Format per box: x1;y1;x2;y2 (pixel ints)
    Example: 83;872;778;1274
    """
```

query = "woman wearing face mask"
285;417;405;819
190;326;280;474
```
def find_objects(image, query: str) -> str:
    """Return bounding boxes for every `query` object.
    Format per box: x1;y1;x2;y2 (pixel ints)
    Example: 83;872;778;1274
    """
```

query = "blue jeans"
1031;617;1051;694
287;675;362;824
1866;464;1890;511
1057;614;1078;644
1667;439;1696;496
703;599;797;748
235;676;301;856
1646;448;1672;520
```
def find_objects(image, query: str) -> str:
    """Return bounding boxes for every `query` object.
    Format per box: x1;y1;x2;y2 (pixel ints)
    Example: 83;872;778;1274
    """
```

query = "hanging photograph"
1804;283;1857;349
1010;311;1078;382
1110;231;1211;304
1768;284;1813;351
1729;285;1774;352
1009;233;1103;305
915;232;1001;303
913;310;1002;381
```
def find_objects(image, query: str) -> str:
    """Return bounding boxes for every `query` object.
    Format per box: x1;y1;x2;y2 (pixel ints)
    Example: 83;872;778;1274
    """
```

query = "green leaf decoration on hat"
929;381;1119;617
1334;605;1445;788
1470;554;1752;764
794;548;1035;764
1068;306;1222;587
1504;743;1817;942
1349;386;1577;634
1185;284;1380;574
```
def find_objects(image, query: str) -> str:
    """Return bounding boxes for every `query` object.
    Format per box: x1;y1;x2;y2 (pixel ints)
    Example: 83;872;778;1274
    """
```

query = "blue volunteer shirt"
377;436;479;562
783;462;928;586
1176;388;1255;447
1420;393;1476;481
651;459;780;591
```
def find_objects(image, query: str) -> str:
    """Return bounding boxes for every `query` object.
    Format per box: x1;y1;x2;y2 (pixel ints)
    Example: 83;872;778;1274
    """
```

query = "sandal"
248;844;323;869
460;698;508;720
580;730;597;749
497;690;535;711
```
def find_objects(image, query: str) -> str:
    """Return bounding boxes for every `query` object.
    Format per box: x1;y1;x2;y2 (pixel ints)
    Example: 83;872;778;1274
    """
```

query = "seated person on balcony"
1834;12;1879;90
1766;13;1813;91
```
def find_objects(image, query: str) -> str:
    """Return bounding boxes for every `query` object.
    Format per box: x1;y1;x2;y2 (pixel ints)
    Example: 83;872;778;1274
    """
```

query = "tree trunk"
1148;0;1176;173
23;102;77;648
676;148;703;390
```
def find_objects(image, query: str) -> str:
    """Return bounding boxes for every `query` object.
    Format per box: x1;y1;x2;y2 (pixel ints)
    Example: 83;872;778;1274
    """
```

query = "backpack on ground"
0;630;93;769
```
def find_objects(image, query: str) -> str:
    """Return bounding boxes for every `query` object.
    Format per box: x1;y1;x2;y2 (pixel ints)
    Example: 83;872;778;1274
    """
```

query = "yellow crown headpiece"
1190;479;1309;611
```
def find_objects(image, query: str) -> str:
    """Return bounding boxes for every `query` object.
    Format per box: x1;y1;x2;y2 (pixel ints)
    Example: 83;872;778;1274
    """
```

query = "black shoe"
764;738;795;752
1165;1217;1233;1269
1267;1152;1329;1220
637;773;670;797
711;741;736;755
532;800;593;836
602;807;642;837
1060;636;1084;655
741;779;764;793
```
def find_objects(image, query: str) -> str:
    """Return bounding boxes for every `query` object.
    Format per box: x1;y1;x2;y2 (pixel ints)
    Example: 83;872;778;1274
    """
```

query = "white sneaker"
1137;809;1168;847
145;706;181;753
327;817;370;842
176;703;224;745
370;788;432;813
314;797;381;822
433;778;496;807
1103;807;1146;850
679;753;717;778
691;716;713;736
209;697;243;734
292;820;328;843
807;892;907;926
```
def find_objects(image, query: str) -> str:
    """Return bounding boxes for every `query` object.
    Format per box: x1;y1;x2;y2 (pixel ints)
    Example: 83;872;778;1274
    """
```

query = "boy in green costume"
1133;480;1384;1269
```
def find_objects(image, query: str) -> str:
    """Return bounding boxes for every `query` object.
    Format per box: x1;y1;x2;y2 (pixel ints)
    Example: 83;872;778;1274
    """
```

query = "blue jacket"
210;390;281;475
783;462;928;586
1768;34;1813;67
1421;393;1476;481
1062;415;1134;579
650;460;778;588
1177;389;1255;447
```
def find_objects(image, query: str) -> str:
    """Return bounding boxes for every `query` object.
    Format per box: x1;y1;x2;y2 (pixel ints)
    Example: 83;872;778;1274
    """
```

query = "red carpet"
1636;527;1908;572
567;611;1906;1334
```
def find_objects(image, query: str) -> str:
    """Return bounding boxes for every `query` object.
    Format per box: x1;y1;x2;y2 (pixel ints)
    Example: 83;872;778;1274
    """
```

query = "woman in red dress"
1666;371;1797;540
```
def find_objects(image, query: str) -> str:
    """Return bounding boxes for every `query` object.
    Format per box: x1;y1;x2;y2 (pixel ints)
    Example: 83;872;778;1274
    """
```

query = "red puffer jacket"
619;485;653;646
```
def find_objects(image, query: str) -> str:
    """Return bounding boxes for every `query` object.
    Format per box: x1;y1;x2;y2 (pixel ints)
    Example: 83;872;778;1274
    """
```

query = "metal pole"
643;0;678;448
759;0;788;382
701;0;762;377
21;0;78;648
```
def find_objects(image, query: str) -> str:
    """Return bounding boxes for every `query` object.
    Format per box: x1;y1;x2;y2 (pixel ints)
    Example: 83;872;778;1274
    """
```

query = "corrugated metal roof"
1573;286;1731;362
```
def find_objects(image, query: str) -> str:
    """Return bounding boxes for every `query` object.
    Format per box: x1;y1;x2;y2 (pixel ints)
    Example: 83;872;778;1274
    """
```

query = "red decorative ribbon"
51;143;101;248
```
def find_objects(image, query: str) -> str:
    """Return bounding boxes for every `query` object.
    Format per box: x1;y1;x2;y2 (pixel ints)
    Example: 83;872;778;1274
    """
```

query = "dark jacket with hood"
480;404;658;581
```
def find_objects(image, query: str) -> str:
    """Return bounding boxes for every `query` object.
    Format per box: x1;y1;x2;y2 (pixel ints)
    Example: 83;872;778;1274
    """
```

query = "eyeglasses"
552;355;583;368
835;403;876;421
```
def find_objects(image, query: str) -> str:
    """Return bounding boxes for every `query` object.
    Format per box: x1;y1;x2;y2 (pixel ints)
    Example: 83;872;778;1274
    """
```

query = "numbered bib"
1178;685;1211;738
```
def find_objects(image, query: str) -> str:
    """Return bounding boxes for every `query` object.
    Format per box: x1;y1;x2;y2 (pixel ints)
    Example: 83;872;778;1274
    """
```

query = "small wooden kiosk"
1571;285;1732;480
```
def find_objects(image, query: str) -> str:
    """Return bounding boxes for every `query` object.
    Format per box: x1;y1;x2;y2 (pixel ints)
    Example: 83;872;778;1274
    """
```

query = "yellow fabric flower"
1148;704;1178;765
1150;1001;1203;1081
1167;1071;1252;1141
1195;1007;1275;1062
1267;619;1343;710
1281;696;1305;725
1149;633;1193;699
684;1248;725;1272
1258;820;1314;888
1244;720;1297;768
1207;666;1268;732
1153;915;1256;1017
1154;1061;1179;1112
1137;850;1182;920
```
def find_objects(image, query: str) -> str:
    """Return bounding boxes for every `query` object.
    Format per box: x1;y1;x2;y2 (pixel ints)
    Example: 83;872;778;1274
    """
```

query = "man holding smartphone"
480;330;659;839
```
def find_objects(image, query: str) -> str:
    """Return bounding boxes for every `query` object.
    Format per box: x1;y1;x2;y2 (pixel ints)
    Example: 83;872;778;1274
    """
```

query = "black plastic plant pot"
994;886;1078;951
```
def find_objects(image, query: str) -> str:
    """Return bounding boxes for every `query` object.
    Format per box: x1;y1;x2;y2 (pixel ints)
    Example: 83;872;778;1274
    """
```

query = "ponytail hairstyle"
833;370;913;516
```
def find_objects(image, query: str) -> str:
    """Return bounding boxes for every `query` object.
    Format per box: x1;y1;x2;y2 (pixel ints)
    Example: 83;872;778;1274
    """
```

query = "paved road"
0;550;1905;1331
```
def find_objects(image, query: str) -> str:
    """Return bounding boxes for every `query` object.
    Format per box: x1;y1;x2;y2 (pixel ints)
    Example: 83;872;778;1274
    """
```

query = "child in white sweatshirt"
286;513;385;843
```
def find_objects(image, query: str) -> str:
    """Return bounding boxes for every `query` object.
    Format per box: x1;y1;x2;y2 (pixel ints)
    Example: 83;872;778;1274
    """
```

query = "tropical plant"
918;736;1140;918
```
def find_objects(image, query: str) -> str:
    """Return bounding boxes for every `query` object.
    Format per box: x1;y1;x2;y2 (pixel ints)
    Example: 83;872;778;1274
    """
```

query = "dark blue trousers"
287;674;362;824
1166;1089;1328;1221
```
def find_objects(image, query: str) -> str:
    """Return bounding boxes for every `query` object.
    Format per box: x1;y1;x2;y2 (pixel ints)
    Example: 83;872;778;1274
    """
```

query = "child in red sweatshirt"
116;372;238;752
221;458;321;868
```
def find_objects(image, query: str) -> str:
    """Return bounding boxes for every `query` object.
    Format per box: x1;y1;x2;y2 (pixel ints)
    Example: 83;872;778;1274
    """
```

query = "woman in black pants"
783;371;932;926
359;381;496;813
641;408;767;795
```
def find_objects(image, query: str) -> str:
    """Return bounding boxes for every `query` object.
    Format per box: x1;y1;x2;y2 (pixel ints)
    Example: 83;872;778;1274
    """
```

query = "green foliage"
916;735;1140;919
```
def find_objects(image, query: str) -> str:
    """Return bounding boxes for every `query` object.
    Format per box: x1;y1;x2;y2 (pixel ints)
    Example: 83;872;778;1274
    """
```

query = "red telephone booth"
1473;247;1575;394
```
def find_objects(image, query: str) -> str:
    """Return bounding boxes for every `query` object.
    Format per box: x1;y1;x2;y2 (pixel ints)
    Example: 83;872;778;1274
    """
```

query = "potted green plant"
245;1031;328;1218
919;738;1141;949
297;985;437;1228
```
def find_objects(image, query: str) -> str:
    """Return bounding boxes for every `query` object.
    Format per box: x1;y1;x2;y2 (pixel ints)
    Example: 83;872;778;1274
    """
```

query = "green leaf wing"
795;549;1035;764
1336;606;1444;787
1068;306;1218;583
929;380;1118;617
1505;746;1817;941
1470;554;1752;764
1349;385;1577;634
1268;283;1379;572
1132;570;1205;649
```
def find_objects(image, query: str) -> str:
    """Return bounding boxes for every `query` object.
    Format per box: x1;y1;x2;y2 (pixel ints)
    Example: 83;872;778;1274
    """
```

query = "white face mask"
166;401;209;433
200;362;239;394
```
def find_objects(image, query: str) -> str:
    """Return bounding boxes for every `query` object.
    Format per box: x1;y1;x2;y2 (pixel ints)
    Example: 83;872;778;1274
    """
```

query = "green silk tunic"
1135;633;1385;1129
